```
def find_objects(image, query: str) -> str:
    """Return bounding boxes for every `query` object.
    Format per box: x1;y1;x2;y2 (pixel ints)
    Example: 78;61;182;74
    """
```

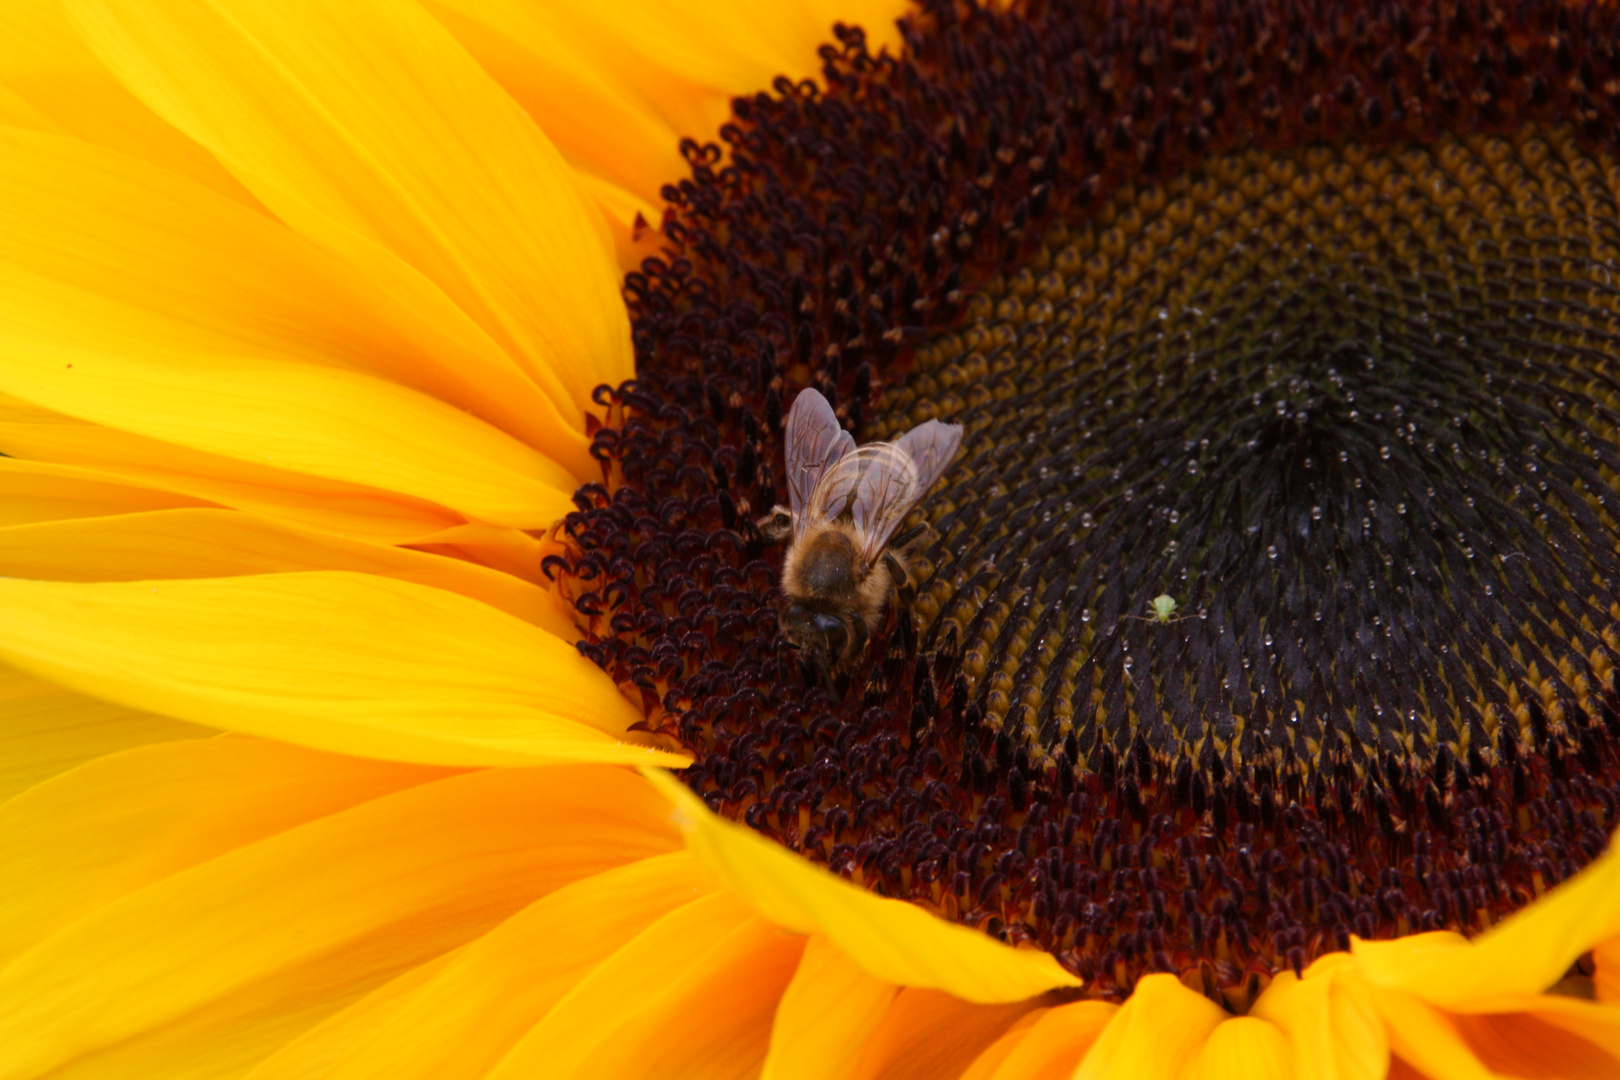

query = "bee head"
779;601;853;676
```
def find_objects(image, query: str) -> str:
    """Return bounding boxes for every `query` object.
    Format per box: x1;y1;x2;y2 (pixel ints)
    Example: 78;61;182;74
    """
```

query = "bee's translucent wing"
784;388;855;523
895;419;964;502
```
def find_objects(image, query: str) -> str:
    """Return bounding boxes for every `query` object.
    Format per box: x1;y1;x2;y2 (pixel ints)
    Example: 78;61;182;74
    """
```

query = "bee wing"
894;419;964;499
784;388;855;523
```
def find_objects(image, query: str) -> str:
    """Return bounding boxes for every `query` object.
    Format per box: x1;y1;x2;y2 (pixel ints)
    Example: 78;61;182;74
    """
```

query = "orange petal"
68;0;631;413
1074;974;1228;1080
1597;936;1620;1004
0;765;680;1078
0;573;681;768
0;659;209;804
481;890;800;1080
643;769;1079;1003
0;736;449;967
251;850;717;1080
842;988;1040;1080
762;934;900;1080
0;508;577;638
961;1000;1118;1080
1444;995;1620;1080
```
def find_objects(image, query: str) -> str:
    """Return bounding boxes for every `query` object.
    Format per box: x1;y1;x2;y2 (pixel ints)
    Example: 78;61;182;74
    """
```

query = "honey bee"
757;389;963;675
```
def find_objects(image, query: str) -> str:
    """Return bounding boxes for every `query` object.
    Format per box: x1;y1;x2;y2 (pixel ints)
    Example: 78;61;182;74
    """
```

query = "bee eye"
812;612;848;658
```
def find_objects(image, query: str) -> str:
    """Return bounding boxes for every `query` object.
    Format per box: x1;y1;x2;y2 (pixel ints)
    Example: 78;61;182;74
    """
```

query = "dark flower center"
557;0;1620;1004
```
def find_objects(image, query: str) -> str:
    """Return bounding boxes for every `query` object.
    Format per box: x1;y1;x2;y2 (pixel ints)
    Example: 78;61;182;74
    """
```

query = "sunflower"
4;0;1620;1076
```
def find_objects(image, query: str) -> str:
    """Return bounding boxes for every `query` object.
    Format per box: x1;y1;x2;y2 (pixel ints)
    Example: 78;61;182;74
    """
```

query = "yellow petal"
960;999;1116;1080
642;769;1080;1003
481;890;799;1080
0;573;683;768
2;264;580;530
0;397;468;544
0;660;209;804
1073;974;1228;1080
67;0;631;412
761;934;899;1080
252;850;716;1080
0;457;209;527
1189;1017;1293;1080
842;989;1039;1080
2;124;593;478
0;736;449;967
1251;961;1388;1080
1;0;257;203
0;509;577;638
0;764;678;1080
1352;837;1620;1007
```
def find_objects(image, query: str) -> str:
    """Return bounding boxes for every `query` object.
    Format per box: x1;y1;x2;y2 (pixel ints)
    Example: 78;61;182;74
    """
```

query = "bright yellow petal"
481;890;798;1080
0;736;449;967
1073;974;1228;1080
251;850;715;1080
1251;960;1389;1080
961;999;1116;1080
0;765;678;1080
642;769;1080;1003
761;933;900;1080
1;0;258;203
1;124;594;478
67;0;630;412
1351;836;1620;1007
1189;1017;1292;1080
0;457;210;527
0;509;576;638
842;989;1039;1080
0;573;683;768
0;660;209;804
0;397;468;544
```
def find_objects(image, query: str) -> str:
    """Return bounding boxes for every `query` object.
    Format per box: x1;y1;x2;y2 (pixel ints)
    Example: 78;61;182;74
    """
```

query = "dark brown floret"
555;0;1620;1003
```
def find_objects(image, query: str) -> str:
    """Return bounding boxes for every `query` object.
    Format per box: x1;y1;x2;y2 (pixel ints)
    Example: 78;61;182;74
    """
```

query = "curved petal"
0;509;577;638
1073;974;1228;1080
1598;936;1620;1004
761;934;899;1080
959;1000;1117;1080
1351;836;1620;1007
250;850;715;1080
842;989;1038;1080
1;0;257;203
0;574;684;768
0;457;209;527
642;769;1080;1003
67;0;631;412
482;890;802;1080
0;736;451;966
1251;960;1388;1080
0;661;209;804
1444;995;1620;1078
2;125;594;478
0;402;467;544
1189;1017;1292;1080
0;765;679;1079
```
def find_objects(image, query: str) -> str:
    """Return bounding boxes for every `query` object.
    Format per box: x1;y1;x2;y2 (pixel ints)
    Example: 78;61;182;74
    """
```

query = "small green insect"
1123;594;1194;624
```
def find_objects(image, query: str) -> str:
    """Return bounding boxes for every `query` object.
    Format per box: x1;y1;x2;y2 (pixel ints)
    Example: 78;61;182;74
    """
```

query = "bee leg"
889;522;928;552
883;550;916;609
755;504;794;545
